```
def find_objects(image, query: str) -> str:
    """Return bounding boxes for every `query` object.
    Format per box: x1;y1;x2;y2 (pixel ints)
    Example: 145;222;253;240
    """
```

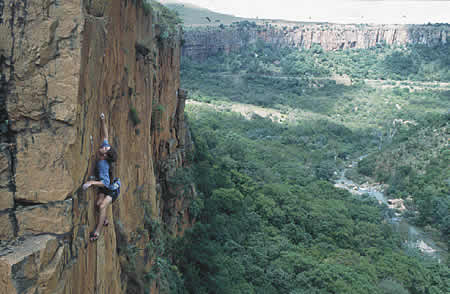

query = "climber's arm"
82;180;105;190
89;180;105;187
100;113;108;141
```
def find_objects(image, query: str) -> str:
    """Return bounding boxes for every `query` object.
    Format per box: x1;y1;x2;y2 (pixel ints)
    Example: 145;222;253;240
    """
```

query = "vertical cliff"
0;0;192;293
182;23;449;61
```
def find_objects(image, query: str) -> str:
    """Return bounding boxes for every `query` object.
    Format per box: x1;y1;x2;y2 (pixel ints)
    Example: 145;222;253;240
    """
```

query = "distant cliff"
182;22;449;61
0;0;192;293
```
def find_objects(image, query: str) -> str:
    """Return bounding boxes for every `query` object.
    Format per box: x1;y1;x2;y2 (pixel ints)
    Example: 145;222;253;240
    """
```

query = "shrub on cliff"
129;107;141;126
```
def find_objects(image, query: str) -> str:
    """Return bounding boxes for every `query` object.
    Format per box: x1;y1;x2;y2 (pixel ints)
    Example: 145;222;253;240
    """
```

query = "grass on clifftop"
165;3;245;27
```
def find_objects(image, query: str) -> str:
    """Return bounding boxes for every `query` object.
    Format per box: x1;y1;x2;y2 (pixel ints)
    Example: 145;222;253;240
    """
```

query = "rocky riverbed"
334;161;446;263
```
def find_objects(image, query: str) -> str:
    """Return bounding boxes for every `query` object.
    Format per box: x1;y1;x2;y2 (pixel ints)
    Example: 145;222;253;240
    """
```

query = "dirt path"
363;79;450;91
206;72;450;91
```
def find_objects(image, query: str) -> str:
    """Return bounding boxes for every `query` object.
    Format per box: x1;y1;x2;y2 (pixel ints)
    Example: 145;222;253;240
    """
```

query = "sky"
159;0;450;24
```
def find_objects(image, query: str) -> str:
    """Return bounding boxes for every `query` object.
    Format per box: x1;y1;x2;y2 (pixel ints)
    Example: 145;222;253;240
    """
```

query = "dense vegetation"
168;39;450;293
182;42;449;132
172;107;448;294
181;40;450;239
183;40;450;82
356;113;449;240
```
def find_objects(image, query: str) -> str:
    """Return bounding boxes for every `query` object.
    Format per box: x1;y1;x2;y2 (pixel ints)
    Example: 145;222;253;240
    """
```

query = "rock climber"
82;112;119;241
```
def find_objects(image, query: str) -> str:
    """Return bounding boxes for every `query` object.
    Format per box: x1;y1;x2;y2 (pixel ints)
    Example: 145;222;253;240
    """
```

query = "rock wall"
182;23;449;61
0;0;192;293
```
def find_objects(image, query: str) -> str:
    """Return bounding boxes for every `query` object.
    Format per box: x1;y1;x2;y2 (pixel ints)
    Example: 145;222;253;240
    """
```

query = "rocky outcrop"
0;0;192;293
182;23;449;61
387;198;406;212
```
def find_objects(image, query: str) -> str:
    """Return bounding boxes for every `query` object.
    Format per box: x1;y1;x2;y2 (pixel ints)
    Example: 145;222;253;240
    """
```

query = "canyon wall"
0;0;192;293
182;23;449;61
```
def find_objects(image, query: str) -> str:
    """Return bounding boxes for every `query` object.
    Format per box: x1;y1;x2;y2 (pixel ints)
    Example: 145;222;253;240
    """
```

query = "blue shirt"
97;159;110;187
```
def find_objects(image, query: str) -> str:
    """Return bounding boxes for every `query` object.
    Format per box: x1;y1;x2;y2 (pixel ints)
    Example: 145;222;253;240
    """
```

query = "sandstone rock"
0;234;68;294
0;146;14;211
2;0;80;206
15;200;72;236
183;24;449;61
416;240;436;254
46;55;80;124
387;198;406;211
0;212;15;240
0;0;192;293
14;129;75;203
7;74;48;121
0;148;10;184
0;188;14;211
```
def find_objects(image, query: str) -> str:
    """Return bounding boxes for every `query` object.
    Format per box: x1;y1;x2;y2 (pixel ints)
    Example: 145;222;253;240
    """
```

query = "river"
334;159;447;263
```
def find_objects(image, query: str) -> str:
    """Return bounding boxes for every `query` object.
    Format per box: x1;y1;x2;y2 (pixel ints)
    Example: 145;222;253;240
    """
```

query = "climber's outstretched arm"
82;180;105;190
100;113;108;141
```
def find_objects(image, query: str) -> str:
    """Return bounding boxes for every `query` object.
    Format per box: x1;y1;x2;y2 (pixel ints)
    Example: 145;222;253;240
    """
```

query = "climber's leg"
96;192;105;210
94;196;113;236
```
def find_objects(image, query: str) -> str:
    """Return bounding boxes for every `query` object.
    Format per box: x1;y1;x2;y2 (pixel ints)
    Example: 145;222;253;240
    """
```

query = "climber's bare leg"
95;196;112;235
96;193;105;209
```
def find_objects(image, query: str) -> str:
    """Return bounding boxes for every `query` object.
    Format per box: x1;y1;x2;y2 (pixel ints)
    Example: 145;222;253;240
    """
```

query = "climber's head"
99;141;111;155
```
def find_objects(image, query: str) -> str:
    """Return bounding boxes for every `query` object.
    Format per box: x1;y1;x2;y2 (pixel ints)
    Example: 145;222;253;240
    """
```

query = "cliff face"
0;0;192;293
182;23;449;61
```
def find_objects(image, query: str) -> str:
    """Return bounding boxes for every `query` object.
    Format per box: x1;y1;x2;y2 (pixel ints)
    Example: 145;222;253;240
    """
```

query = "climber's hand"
82;182;92;190
100;113;105;120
